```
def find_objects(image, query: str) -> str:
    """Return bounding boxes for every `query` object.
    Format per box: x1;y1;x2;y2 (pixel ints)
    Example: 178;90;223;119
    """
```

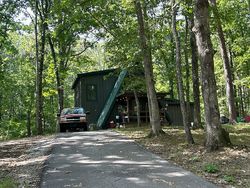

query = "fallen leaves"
117;124;250;188
0;135;55;187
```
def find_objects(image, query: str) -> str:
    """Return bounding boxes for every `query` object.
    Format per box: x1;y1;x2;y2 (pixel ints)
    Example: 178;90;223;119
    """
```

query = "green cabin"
72;69;122;128
72;69;194;128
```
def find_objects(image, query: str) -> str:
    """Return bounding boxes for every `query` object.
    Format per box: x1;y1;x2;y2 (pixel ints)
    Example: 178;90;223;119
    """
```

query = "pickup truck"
58;107;88;132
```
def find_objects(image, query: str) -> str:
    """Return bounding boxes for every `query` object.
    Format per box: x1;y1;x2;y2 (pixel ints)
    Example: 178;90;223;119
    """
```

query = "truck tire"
60;124;66;132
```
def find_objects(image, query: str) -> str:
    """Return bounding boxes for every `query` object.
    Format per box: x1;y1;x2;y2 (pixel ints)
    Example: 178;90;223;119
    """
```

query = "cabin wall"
168;104;183;126
75;74;117;125
73;70;194;127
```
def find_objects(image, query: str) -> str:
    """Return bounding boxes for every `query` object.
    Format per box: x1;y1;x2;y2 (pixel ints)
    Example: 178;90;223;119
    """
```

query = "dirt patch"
0;135;55;187
117;124;250;188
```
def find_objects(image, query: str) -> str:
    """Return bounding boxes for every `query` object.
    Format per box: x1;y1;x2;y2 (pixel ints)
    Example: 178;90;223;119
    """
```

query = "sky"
15;7;33;25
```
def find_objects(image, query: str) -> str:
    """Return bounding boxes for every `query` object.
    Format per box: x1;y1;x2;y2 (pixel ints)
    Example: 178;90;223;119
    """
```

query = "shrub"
203;163;219;173
223;175;235;183
0;120;27;140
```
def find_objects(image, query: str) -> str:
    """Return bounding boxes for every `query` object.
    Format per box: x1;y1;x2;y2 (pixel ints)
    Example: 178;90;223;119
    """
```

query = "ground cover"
0;136;55;188
117;123;250;188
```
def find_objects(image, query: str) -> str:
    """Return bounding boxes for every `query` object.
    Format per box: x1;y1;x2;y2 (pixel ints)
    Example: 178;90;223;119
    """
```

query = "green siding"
76;71;117;125
97;70;127;128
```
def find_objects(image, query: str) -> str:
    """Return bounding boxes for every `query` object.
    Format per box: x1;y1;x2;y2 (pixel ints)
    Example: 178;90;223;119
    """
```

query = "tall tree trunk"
169;79;174;99
169;34;175;100
193;0;231;151
228;44;239;115
134;0;163;136
26;90;34;137
48;35;64;113
35;0;43;135
26;108;32;137
209;0;237;124
188;15;202;129
58;60;65;112
171;0;194;144
238;86;245;116
133;90;141;127
184;16;191;126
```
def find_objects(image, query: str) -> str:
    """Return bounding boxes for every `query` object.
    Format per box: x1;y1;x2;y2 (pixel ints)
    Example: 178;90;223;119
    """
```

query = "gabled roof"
72;69;117;89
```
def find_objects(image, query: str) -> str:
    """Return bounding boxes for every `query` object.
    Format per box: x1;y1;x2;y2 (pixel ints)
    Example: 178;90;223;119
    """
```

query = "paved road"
40;131;218;188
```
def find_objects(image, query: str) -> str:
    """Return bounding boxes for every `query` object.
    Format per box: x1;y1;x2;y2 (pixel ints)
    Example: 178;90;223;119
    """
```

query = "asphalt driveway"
40;130;218;188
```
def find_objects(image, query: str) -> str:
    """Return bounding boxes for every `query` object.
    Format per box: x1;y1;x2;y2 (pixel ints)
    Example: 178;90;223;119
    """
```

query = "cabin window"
87;84;97;101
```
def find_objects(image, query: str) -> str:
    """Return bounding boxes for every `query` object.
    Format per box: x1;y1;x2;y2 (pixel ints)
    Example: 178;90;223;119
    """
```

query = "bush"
203;163;219;173
0;120;27;140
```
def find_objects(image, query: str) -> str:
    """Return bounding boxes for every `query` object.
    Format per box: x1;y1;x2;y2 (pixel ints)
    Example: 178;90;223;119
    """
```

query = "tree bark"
193;0;231;151
133;90;141;127
209;0;237;124
35;0;43;135
26;89;34;137
184;16;191;126
238;86;245;116
48;35;64;113
171;0;194;144
169;34;175;100
134;0;162;136
188;15;202;129
26;108;32;137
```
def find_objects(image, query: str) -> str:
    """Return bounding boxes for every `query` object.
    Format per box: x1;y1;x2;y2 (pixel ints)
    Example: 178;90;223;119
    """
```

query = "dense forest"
0;0;249;151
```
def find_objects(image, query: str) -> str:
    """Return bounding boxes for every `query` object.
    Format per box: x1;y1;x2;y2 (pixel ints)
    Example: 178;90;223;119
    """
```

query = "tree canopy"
0;0;249;150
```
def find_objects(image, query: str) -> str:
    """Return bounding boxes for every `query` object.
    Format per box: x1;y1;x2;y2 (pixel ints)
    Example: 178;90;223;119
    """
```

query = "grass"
116;123;250;187
0;178;18;188
203;163;219;173
223;175;235;183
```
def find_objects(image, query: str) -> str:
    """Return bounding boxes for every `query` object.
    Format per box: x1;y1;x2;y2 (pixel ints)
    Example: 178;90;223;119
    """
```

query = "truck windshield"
62;108;84;115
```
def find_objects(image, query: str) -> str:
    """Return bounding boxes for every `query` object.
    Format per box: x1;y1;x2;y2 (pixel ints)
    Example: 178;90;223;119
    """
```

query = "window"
87;84;97;101
61;108;84;115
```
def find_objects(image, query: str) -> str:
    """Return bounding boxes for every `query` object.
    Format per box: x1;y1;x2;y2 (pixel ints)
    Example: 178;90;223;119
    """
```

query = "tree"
209;0;237;124
213;0;249;118
184;15;192;126
134;0;163;136
34;0;49;135
182;0;202;129
0;0;20;122
188;15;202;129
47;0;104;114
193;0;231;151
171;0;194;144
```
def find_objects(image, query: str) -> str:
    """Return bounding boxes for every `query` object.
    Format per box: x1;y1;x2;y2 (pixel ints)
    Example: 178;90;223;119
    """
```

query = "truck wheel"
60;124;66;132
83;124;88;131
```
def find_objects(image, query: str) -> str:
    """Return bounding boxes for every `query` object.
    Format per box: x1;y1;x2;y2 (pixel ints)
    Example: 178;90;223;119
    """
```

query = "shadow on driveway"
40;131;217;188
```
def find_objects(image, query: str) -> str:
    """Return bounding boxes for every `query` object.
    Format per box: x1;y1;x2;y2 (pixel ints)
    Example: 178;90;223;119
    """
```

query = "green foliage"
0;120;28;140
203;163;219;173
0;0;249;139
223;175;235;183
211;0;250;116
0;178;18;188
